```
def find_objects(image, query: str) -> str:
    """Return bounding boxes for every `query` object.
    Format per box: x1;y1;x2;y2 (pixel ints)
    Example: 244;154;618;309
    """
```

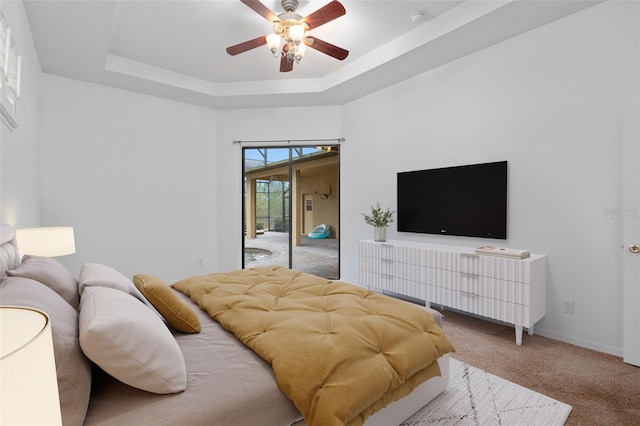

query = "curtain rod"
233;137;345;145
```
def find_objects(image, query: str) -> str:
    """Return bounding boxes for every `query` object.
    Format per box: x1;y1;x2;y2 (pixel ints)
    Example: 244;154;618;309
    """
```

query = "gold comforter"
173;266;454;426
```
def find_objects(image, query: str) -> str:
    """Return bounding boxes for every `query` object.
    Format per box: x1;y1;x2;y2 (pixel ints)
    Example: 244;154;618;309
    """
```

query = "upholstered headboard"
0;224;21;276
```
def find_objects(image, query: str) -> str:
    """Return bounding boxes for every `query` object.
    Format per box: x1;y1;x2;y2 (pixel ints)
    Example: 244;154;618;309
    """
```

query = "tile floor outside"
244;231;339;280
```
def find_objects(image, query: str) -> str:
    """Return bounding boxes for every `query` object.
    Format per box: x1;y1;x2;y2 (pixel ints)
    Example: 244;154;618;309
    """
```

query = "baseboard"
438;307;624;358
534;327;623;358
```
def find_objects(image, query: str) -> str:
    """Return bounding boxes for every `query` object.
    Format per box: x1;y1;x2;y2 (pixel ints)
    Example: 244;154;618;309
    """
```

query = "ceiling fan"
226;0;349;72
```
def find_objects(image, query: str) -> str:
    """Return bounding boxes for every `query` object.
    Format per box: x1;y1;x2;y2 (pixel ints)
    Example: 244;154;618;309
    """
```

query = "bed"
0;224;454;426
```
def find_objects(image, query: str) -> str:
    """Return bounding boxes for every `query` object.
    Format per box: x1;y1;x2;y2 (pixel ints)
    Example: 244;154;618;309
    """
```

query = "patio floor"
244;231;339;280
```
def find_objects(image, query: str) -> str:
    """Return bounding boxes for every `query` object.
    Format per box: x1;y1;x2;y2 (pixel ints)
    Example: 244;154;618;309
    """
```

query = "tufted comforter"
172;266;455;426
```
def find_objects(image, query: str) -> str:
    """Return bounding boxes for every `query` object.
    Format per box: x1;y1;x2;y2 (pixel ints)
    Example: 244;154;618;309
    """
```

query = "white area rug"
400;358;572;425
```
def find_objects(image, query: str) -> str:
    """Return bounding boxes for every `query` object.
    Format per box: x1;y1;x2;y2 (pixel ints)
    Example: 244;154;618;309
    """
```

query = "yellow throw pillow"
133;274;201;333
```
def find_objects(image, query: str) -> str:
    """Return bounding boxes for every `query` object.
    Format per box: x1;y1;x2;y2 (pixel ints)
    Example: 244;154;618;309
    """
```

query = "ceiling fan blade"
304;1;346;30
240;0;278;22
280;56;293;72
226;35;267;56
306;37;349;60
280;47;293;72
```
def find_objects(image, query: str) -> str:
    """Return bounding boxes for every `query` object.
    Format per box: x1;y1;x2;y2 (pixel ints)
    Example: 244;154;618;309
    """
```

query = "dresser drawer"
458;273;530;306
456;292;532;326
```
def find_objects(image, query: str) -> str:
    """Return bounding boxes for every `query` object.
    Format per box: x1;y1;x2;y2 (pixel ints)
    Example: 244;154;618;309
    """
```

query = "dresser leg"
528;325;534;336
515;325;523;345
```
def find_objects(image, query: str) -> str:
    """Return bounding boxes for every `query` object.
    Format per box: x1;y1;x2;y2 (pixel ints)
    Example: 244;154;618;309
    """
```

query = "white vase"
374;226;387;242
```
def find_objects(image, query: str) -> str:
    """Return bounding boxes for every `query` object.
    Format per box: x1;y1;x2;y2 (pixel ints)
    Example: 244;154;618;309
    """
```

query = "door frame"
622;106;640;366
241;144;340;278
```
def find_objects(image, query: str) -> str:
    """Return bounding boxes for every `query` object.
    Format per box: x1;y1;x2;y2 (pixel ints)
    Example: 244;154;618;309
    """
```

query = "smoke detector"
410;11;425;24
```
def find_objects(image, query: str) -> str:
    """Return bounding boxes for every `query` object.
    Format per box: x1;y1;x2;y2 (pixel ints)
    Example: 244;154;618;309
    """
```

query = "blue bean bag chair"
308;224;330;239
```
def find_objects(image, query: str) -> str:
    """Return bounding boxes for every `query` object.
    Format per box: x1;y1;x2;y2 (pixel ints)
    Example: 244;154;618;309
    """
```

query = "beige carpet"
439;309;640;425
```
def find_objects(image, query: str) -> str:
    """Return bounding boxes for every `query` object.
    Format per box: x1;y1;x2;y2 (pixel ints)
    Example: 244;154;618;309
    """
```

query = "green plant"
273;217;290;232
362;202;395;227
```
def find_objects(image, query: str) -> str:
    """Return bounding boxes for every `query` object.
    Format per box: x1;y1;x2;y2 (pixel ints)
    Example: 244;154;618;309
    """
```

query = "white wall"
0;0;42;228
40;75;219;281
340;1;638;355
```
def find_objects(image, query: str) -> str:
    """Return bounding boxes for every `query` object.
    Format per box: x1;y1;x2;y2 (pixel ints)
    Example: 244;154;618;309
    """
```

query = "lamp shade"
16;227;76;257
266;33;282;51
289;24;305;42
296;41;306;58
0;306;62;425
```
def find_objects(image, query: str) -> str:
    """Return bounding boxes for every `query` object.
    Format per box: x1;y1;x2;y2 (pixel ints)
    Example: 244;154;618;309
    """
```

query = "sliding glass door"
242;145;339;279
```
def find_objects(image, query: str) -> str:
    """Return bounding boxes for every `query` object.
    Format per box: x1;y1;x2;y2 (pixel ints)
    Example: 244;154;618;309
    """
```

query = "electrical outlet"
562;300;574;314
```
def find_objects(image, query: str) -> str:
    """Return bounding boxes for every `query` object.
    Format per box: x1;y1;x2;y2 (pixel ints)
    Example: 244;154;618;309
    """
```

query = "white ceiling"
23;0;600;109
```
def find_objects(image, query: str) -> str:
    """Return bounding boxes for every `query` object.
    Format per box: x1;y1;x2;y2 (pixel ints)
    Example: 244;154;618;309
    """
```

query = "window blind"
0;10;21;129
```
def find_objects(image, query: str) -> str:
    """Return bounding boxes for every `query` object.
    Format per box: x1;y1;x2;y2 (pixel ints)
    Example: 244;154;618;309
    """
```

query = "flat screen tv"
397;161;507;239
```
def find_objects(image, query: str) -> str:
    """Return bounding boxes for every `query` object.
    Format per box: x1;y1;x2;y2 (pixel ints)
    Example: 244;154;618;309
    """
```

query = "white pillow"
79;286;187;394
78;262;161;317
79;262;146;301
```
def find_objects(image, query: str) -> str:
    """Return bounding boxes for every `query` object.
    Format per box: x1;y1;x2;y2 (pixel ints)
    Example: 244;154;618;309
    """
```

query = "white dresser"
359;240;546;345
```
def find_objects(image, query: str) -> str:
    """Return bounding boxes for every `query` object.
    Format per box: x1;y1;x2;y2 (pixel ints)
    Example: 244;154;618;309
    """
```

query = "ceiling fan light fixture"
289;24;305;42
266;33;282;56
294;41;306;61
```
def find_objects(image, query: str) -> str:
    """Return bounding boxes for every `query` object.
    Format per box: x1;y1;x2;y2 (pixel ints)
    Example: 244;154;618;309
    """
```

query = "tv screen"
397;161;507;239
